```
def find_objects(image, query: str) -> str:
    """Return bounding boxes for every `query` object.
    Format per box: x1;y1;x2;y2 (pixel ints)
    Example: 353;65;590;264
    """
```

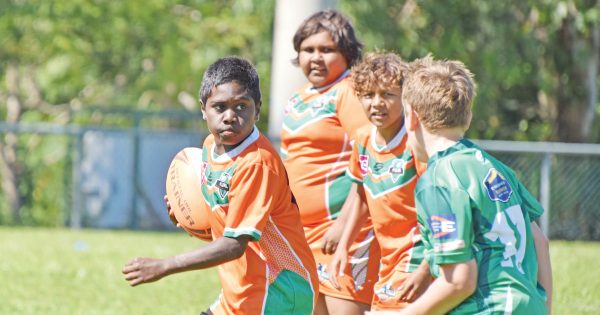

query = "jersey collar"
370;125;406;153
428;138;476;165
211;126;260;163
306;69;350;94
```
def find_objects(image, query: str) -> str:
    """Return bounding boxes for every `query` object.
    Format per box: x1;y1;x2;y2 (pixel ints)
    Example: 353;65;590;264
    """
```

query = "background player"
328;52;432;311
280;9;380;315
122;56;318;315
397;55;552;314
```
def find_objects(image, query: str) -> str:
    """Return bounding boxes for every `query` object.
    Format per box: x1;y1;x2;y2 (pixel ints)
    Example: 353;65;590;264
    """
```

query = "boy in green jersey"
396;56;553;315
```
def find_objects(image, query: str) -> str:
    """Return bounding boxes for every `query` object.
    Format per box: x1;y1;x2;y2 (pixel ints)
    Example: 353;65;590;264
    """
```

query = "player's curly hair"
351;52;408;97
292;10;363;67
199;56;261;106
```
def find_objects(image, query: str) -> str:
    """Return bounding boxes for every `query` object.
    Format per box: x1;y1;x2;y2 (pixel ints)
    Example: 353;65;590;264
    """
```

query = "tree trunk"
0;64;23;224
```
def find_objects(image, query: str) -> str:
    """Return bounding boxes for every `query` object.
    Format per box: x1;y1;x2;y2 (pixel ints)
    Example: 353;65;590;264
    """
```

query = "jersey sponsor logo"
388;158;407;183
483;168;513;202
316;263;330;281
359;154;369;176
429;214;458;239
215;172;232;199
281;92;338;133
375;283;396;301
373;162;384;172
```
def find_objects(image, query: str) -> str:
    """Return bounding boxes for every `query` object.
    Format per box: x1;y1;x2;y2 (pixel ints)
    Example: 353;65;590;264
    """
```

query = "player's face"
298;31;348;88
359;85;404;139
403;101;429;162
202;81;260;154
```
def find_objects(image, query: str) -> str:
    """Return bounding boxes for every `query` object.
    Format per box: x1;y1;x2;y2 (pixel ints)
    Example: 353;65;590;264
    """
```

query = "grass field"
1;227;599;315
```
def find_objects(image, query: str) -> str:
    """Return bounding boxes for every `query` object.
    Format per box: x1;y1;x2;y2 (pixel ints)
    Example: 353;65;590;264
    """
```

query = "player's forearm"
335;183;359;224
400;260;477;315
165;236;248;275
532;222;553;313
338;186;369;250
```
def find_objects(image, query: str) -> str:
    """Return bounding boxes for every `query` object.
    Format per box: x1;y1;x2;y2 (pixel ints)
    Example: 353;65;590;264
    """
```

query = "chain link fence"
476;140;600;241
1;115;599;240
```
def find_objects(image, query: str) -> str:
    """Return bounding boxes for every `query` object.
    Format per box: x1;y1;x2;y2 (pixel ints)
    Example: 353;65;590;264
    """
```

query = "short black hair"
199;56;261;106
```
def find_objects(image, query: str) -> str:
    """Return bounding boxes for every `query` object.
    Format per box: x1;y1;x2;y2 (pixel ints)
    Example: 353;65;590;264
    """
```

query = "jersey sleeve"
223;163;278;241
336;84;369;140
416;185;474;265
516;181;545;221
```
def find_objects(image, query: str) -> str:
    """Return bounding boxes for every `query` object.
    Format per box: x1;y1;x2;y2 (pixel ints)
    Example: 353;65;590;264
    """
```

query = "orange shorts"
304;221;380;305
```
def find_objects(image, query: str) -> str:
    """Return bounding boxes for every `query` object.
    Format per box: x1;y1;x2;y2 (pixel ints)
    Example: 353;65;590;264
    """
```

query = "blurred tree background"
0;0;599;226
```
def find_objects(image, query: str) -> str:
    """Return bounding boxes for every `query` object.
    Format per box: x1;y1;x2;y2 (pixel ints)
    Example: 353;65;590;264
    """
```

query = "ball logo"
429;214;457;239
483;168;513;202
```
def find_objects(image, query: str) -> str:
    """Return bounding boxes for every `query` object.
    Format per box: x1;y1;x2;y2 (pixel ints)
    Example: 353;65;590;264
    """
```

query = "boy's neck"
423;127;464;159
375;121;404;146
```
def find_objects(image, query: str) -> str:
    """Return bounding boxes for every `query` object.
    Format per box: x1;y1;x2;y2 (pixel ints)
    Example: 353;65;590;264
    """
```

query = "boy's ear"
255;101;262;120
405;106;420;132
199;100;207;120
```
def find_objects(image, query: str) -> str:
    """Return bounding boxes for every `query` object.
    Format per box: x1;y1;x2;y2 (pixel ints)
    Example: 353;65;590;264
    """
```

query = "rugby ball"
165;147;212;241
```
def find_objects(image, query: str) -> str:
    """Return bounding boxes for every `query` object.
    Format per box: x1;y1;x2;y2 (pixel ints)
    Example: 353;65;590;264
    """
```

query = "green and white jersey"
416;139;547;315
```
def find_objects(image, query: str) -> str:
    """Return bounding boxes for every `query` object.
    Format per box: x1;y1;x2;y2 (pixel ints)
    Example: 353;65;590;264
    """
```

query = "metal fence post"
539;153;551;235
70;130;83;229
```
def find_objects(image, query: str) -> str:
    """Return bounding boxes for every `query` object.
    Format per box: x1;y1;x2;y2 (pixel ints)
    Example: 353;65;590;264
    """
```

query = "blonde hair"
351;52;408;96
403;55;476;131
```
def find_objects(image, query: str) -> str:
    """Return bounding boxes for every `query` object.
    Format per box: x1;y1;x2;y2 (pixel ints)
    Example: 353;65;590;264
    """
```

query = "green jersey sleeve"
416;185;474;266
516;181;545;221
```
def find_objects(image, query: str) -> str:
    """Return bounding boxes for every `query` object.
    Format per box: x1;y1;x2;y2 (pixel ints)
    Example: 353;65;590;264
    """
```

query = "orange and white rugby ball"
165;147;212;241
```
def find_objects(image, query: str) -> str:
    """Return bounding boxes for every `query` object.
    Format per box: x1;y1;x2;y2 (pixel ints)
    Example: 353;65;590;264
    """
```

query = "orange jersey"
281;71;379;304
281;71;369;226
200;128;318;315
347;126;426;309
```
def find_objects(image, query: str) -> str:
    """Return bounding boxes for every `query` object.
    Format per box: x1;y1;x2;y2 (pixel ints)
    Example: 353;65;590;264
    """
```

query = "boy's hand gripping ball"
165;147;212;241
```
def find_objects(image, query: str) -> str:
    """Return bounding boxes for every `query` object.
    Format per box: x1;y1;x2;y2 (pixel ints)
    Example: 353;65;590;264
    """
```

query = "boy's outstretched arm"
122;235;252;286
398;259;477;315
327;184;369;289
532;221;553;314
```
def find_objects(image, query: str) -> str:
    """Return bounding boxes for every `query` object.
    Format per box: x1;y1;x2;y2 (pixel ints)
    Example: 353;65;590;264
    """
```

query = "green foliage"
0;0;274;226
340;0;600;142
0;0;274;114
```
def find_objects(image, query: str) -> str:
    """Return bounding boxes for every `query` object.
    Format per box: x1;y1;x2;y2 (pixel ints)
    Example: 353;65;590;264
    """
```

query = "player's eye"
362;92;374;99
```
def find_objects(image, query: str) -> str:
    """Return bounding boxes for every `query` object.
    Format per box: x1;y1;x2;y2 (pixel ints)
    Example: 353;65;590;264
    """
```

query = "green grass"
0;227;220;315
0;227;599;314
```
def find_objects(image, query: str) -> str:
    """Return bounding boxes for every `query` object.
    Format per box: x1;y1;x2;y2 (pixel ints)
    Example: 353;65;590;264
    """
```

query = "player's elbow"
457;275;477;298
450;260;478;299
533;225;550;250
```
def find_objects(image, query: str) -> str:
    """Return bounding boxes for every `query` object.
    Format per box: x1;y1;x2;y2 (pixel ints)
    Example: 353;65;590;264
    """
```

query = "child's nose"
310;50;323;61
222;109;236;122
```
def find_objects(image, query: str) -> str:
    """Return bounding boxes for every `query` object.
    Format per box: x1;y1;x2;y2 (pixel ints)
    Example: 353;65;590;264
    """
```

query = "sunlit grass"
0;227;219;315
0;228;598;314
